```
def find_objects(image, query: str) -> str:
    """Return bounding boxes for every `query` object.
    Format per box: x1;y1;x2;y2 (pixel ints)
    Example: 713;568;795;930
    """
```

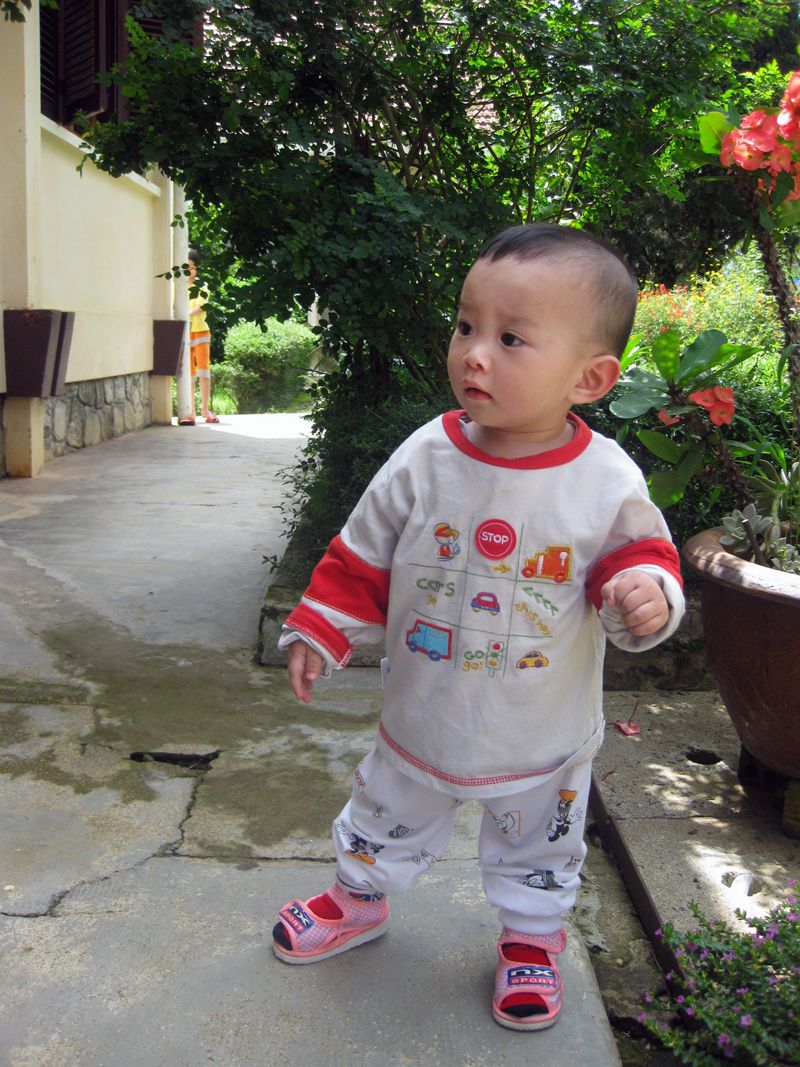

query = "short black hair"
187;248;201;266
477;223;638;358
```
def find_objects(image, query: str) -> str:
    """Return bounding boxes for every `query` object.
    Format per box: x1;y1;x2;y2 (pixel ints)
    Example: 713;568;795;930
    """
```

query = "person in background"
179;248;219;425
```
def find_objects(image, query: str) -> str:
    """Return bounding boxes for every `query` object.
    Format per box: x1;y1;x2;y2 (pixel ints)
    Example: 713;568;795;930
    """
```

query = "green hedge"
214;318;318;413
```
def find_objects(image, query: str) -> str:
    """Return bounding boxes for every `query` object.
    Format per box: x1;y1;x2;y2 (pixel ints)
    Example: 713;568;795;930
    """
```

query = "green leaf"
697;111;733;154
648;449;704;508
620;334;642;373
609;391;666;419
758;203;775;231
777;200;800;228
675;330;728;384
650;332;682;381
636;429;685;464
773;169;794;209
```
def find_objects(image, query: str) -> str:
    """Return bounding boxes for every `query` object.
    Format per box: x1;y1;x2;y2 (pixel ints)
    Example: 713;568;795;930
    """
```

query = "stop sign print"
475;518;517;560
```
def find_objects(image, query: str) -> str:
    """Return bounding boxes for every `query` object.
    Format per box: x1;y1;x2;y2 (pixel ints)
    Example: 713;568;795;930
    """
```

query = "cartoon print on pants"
546;789;583;842
345;832;385;865
516;869;564;890
491;809;521;837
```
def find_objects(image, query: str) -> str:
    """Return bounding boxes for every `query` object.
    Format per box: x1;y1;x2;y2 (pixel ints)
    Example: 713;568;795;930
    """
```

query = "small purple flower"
654;928;663;938
736;987;749;996
700;948;709;960
722;951;736;962
685;940;698;952
685;1006;696;1017
740;1015;752;1028
665;970;674;981
644;993;653;1004
677;995;685;1005
637;1012;647;1024
788;912;798;922
717;1034;731;1047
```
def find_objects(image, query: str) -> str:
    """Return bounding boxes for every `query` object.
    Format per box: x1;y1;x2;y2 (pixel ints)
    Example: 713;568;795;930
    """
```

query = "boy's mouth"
463;381;491;401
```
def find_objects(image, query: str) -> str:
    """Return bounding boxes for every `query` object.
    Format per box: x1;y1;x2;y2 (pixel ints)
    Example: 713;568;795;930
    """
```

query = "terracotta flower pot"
682;529;800;831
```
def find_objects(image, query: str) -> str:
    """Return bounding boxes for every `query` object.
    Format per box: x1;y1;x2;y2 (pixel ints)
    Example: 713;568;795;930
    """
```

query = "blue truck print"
405;620;453;662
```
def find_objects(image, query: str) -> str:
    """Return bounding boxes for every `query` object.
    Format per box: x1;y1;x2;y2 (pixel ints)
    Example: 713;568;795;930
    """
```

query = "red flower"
777;107;800;140
766;143;794;174
739;110;780;152
657;409;681;427
689;386;735;426
782;70;800;110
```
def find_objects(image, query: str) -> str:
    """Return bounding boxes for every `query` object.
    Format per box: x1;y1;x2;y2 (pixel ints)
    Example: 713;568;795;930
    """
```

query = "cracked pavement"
0;415;621;1067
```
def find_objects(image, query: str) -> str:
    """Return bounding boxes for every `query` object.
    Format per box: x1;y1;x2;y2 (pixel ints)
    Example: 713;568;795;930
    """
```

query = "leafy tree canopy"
83;0;798;395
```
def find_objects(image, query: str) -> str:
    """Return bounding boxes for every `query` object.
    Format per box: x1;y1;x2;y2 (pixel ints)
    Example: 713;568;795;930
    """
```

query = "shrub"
271;371;452;580
634;248;784;376
214;318;318;413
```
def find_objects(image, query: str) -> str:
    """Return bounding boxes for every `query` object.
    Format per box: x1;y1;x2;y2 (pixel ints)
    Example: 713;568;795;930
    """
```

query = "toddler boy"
273;223;684;1031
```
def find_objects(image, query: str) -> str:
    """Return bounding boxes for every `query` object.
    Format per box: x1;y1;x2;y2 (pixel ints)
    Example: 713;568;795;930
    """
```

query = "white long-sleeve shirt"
280;411;684;797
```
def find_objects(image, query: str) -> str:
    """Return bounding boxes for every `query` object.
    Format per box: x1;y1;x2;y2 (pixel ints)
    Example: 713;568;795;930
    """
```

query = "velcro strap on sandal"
278;901;316;940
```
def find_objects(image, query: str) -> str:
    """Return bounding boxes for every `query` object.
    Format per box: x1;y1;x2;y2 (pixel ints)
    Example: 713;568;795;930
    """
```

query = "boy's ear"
569;354;620;405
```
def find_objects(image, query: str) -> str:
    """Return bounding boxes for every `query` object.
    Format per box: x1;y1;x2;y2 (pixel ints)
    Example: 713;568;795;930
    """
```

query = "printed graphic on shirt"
405;619;453;662
514;601;554;636
469;590;502;616
490;809;521;836
546;789;583;842
407;517;579;679
433;522;461;559
462;639;507;676
520;545;572;584
475;518;518;560
354;766;368;794
515;649;550;670
516;869;564;891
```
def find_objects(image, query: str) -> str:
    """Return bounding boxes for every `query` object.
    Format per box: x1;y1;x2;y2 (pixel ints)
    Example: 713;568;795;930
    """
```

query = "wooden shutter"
40;0;202;127
62;0;109;119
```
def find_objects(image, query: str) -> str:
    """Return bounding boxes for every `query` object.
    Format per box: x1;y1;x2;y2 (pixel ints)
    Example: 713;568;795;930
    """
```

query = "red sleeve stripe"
585;538;683;610
303;535;390;625
284;602;353;667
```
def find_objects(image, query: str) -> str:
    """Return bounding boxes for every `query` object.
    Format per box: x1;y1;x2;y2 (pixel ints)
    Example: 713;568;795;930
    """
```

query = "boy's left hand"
601;571;669;637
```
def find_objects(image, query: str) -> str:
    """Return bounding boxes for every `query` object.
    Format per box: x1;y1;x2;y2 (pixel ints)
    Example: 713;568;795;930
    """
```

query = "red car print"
471;591;501;615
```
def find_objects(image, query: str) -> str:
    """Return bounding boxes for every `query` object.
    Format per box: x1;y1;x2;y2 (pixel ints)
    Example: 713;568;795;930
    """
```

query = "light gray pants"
333;747;591;935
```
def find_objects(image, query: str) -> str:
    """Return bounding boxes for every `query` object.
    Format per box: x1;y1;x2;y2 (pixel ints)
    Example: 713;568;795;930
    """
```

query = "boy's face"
447;255;610;454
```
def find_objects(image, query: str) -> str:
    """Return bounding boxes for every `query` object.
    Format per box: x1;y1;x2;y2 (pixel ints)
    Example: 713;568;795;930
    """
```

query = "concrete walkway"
0;416;620;1067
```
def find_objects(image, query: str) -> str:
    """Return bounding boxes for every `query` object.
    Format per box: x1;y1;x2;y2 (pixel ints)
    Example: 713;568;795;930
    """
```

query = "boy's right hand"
287;640;324;703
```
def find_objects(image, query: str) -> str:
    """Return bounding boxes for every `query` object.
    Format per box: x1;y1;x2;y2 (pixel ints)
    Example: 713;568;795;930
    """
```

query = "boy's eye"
456;320;472;336
501;332;522;347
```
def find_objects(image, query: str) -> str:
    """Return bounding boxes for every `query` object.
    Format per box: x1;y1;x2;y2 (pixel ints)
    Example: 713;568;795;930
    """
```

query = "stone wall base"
44;372;152;462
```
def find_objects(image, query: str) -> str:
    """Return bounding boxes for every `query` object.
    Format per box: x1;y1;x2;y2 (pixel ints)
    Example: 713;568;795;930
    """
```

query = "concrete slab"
0;858;618;1067
0;418;621;1066
593;691;800;931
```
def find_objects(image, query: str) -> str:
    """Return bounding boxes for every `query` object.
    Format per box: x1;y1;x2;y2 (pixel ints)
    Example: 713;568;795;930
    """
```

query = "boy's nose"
463;340;490;370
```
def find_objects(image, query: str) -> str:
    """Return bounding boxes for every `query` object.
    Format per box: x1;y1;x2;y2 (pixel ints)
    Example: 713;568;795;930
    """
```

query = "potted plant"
637;882;800;1065
610;68;800;835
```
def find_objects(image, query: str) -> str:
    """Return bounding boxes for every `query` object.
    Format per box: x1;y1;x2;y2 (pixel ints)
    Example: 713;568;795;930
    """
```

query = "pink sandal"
492;927;566;1031
272;883;390;965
